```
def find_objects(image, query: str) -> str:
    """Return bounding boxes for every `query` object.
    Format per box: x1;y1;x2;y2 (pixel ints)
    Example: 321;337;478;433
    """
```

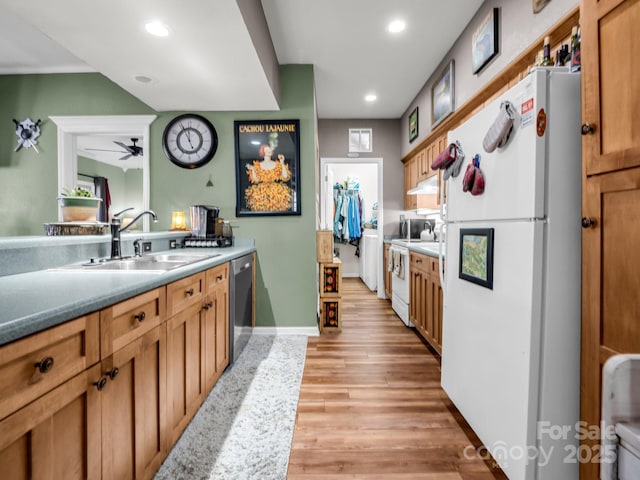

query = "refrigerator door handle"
438;223;447;298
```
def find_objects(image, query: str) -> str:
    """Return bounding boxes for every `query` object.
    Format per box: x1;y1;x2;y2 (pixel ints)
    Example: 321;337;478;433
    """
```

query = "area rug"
154;335;308;480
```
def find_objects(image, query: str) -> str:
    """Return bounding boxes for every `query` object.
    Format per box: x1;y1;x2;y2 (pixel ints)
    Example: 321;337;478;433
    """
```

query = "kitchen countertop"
0;243;255;346
386;239;444;259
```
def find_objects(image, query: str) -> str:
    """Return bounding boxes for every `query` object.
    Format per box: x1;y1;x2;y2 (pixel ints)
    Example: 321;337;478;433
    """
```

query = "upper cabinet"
582;0;640;175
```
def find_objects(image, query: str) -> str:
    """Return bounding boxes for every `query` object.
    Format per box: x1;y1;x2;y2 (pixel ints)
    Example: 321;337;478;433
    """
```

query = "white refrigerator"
439;69;582;480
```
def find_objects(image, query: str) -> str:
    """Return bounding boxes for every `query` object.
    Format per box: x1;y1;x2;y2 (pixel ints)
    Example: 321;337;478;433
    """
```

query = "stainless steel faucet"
110;208;158;259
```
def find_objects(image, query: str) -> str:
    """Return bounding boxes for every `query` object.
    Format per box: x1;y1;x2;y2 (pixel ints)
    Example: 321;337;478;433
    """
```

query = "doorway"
320;157;384;299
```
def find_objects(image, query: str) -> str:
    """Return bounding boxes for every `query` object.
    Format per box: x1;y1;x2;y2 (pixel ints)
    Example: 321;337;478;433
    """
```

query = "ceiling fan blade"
114;141;135;153
119;153;132;161
85;147;128;153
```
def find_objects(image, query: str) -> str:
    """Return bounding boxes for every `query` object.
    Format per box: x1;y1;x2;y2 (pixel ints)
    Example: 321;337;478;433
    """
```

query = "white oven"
389;241;413;327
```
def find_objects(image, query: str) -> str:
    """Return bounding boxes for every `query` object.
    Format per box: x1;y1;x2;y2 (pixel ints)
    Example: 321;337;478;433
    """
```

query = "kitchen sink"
52;252;219;273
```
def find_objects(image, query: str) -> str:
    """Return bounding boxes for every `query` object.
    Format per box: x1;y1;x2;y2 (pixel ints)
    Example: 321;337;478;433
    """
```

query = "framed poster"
409;107;419;142
234;120;301;217
431;60;455;129
458;228;494;289
472;8;499;74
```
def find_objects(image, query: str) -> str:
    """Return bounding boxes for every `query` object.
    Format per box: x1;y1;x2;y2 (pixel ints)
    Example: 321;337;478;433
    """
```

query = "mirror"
50;115;156;231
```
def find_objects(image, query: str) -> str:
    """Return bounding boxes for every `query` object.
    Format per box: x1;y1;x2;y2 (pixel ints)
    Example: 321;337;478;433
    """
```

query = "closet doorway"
320;157;384;299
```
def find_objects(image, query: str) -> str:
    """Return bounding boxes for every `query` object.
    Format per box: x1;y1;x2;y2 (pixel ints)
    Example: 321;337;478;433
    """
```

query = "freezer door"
441;220;546;480
445;70;548;222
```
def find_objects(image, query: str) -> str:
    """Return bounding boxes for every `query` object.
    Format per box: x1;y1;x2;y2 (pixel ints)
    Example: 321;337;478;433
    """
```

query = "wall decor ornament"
234;119;301;216
472;8;500;74
13;118;42;153
431;60;455;129
409;107;419;142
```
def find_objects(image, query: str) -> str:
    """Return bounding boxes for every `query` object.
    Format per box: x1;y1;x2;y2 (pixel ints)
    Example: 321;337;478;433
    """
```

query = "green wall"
0;66;318;329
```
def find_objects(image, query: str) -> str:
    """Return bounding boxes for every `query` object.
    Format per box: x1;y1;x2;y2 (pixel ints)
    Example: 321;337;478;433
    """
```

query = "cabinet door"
166;302;205;446
0;364;102;480
581;167;640;480
383;244;392;299
425;257;443;354
204;263;230;391
404;158;417;210
101;325;166;480
582;0;640;175
0;313;99;421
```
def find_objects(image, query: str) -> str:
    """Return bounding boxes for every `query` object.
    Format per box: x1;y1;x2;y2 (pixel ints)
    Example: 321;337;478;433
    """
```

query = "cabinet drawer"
0;313;99;421
167;272;205;317
205;263;229;292
100;288;165;358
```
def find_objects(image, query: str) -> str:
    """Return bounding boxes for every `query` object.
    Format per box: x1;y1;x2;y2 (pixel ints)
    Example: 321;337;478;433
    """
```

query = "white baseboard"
252;326;320;336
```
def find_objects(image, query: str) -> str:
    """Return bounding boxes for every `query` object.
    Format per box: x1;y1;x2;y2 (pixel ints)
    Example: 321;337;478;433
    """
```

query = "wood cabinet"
580;1;640;479
409;252;443;354
100;325;166;480
165;273;207;445
403;136;446;211
99;287;167;480
204;263;230;391
0;260;233;480
383;244;392;300
0;364;102;480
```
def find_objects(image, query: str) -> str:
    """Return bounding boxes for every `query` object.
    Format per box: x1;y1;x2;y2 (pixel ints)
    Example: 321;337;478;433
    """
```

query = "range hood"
407;176;438;195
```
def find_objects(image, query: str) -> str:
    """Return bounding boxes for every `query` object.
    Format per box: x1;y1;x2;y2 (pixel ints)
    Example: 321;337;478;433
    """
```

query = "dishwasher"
229;253;253;364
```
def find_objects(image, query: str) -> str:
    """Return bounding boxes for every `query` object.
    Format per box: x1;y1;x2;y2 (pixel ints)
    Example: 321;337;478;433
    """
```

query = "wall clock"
162;114;218;169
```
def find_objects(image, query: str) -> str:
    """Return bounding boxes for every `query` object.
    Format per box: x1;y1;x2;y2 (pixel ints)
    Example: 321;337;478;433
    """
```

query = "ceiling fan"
85;138;143;160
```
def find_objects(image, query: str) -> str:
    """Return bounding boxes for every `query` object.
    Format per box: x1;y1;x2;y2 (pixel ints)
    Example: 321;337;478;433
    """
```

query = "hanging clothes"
332;183;364;245
93;176;111;222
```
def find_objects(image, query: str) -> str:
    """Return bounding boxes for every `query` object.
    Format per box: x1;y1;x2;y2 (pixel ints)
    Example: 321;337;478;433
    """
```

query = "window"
348;128;372;153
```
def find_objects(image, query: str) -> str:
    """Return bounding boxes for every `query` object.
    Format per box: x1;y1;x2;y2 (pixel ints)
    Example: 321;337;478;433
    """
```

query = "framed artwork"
431;60;455;129
472;8;499;74
408;107;419;143
533;0;552;13
234;119;301;216
458;228;494;289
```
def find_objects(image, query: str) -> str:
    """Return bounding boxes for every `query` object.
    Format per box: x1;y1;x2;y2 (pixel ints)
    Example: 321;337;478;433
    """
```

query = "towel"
392;250;404;280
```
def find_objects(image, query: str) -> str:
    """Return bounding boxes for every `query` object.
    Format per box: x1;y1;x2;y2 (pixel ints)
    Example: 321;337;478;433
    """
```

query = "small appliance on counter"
183;204;233;247
399;216;427;241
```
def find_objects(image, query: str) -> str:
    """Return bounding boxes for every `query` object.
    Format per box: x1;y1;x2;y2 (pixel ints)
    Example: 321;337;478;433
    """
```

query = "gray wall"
400;0;579;157
318;119;402;237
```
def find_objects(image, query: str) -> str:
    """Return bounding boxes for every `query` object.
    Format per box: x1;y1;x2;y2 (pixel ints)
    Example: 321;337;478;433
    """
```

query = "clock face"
162;114;218;169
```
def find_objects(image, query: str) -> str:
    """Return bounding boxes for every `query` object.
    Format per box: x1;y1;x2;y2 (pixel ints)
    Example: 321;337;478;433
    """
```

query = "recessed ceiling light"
387;20;406;33
135;75;154;84
365;94;377;102
145;21;169;37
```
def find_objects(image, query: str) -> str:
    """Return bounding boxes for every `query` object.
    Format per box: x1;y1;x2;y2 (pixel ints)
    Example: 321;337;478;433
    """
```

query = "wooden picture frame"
409;107;419;143
459;228;494;289
234;119;301;216
431;60;455;129
532;0;552;14
472;8;499;74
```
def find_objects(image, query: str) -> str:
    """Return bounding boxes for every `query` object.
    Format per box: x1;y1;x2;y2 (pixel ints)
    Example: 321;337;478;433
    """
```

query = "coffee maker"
189;205;220;238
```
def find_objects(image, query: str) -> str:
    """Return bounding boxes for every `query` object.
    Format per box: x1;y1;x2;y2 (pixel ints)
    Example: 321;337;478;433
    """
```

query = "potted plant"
58;186;102;222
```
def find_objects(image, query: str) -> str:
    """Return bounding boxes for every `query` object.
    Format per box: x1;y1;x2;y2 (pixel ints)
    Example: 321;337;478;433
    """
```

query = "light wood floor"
287;278;506;480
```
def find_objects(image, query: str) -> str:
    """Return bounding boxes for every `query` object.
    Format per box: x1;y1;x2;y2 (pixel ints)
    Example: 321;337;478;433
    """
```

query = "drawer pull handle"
185;288;195;296
581;217;596;229
134;312;146;322
216;275;223;281
203;301;214;311
35;356;54;374
581;123;594;135
94;376;108;391
107;368;119;380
